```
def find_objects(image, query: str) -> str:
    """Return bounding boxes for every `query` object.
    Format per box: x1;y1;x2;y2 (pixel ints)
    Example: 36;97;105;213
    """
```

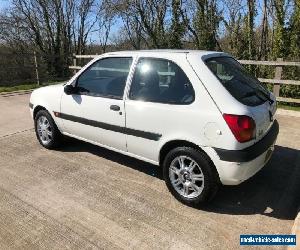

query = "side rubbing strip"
56;112;161;141
124;127;161;141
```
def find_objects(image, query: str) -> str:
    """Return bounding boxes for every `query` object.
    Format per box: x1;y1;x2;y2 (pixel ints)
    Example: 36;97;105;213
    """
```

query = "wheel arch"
159;140;221;182
159;140;205;165
33;105;47;119
33;105;63;132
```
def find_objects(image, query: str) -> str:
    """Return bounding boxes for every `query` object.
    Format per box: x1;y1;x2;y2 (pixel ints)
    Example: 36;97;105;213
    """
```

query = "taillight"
223;114;256;143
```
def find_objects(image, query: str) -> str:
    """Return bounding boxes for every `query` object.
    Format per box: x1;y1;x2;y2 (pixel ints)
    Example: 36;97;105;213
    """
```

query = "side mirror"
64;85;77;95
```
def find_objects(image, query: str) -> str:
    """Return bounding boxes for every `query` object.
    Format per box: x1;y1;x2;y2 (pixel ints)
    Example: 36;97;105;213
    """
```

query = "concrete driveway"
0;93;33;137
0;93;299;249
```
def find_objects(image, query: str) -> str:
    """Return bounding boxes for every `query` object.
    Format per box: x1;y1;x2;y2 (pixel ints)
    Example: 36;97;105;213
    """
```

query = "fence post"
33;51;40;86
273;58;282;97
73;53;77;75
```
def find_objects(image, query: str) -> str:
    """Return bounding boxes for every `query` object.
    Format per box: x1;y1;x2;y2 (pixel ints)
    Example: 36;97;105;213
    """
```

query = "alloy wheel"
169;155;205;199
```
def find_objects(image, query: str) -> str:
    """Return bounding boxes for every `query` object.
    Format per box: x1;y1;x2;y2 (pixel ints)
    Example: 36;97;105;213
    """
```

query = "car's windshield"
205;56;271;106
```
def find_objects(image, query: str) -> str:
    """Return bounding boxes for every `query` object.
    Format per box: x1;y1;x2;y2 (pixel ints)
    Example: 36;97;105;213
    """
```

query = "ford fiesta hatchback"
29;50;279;205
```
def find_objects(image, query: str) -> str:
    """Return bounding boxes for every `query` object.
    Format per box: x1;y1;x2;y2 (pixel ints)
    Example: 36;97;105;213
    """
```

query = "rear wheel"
163;147;219;206
34;110;62;149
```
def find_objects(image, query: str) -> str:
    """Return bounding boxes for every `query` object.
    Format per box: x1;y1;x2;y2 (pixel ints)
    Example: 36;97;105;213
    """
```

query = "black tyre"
34;110;62;149
163;147;219;206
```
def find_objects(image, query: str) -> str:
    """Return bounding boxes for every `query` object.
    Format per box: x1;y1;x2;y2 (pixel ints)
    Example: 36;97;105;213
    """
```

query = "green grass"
0;81;65;93
277;103;300;112
0;83;39;93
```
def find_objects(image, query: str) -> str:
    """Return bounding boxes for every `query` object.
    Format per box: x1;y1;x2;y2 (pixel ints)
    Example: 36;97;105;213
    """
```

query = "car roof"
102;49;226;58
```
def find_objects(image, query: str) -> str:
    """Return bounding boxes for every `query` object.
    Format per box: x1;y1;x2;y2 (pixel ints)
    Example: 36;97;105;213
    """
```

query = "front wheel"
34;110;62;149
163;147;219;206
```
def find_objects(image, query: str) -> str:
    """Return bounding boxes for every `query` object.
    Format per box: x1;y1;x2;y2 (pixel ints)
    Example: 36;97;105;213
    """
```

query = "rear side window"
129;58;194;104
76;57;132;99
205;57;270;106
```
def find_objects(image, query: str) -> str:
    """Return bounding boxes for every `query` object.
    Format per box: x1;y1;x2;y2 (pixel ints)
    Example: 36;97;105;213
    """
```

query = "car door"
124;56;197;163
60;56;134;152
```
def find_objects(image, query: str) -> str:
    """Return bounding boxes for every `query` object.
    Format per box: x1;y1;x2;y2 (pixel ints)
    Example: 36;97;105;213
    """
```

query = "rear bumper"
214;120;279;162
217;145;275;185
213;120;279;185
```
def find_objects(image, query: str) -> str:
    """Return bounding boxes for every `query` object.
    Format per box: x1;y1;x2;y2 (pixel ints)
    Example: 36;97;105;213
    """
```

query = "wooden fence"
69;55;300;104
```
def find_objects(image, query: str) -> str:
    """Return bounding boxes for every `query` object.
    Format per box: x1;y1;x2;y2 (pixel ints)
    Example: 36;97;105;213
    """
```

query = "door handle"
110;105;120;111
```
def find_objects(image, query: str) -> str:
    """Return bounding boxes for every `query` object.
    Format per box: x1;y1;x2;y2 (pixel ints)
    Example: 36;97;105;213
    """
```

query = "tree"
96;2;115;53
111;0;171;49
181;0;220;50
286;0;300;98
76;0;98;55
0;0;98;77
289;0;300;60
110;0;144;49
221;0;247;58
258;0;269;60
134;0;169;48
169;0;185;48
246;0;256;59
272;0;286;58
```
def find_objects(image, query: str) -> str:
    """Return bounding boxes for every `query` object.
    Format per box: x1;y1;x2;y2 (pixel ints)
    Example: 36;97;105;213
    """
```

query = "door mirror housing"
64;84;77;95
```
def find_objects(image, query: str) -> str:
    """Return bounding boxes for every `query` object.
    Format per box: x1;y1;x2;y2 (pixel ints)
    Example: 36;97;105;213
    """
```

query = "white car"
29;50;279;205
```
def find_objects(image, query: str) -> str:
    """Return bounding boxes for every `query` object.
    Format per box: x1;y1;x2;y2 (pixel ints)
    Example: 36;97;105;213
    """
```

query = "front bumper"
214;120;279;185
29;102;34;118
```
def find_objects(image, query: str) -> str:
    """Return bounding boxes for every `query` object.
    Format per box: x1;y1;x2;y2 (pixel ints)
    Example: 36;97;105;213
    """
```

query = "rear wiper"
241;90;271;104
240;77;274;104
240;91;257;99
255;88;274;104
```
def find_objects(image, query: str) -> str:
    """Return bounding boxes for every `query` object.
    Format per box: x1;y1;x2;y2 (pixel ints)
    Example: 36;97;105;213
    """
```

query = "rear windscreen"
205;57;270;106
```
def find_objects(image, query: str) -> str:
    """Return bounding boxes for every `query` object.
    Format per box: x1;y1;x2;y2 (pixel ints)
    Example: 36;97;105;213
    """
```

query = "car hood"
33;82;65;93
30;82;65;105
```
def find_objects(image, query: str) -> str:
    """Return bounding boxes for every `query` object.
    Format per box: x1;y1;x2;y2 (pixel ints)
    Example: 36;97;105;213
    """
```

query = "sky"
0;0;10;11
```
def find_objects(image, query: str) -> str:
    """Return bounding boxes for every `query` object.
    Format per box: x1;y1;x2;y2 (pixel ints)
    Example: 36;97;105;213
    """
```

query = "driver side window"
77;57;133;99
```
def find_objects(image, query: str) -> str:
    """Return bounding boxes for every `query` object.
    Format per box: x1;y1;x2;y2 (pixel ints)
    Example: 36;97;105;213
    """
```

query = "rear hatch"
249;98;276;141
205;56;277;143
